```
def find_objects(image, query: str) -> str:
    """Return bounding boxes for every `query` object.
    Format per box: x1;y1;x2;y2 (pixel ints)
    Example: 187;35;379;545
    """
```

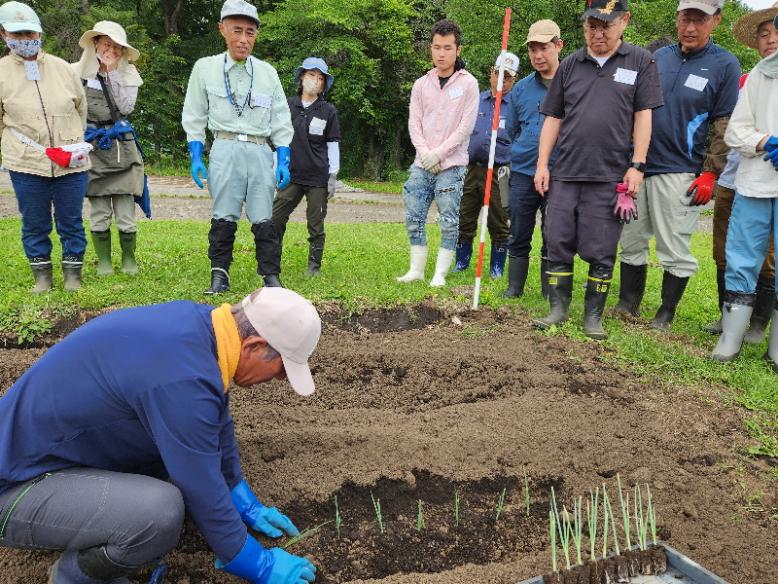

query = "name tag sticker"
252;93;272;109
309;117;327;136
684;74;708;92
86;78;103;91
613;68;637;85
448;87;464;100
498;118;506;129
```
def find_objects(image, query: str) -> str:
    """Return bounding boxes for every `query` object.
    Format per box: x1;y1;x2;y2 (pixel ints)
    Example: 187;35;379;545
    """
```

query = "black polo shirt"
288;95;341;188
541;41;663;182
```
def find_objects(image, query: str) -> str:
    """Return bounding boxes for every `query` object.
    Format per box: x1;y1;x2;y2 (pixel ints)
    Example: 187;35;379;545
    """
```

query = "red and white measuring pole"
473;7;512;309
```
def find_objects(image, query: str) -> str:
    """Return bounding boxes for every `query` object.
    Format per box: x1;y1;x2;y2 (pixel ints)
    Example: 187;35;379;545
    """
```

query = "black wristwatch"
630;161;647;173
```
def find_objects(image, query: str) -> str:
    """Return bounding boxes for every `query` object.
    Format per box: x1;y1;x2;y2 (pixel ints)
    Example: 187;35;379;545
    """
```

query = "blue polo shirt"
506;72;557;176
0;302;247;563
468;89;514;166
646;41;740;176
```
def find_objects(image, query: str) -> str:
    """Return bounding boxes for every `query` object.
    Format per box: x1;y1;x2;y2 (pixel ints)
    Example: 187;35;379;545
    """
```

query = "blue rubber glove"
764;147;778;170
763;136;778;153
275;146;291;190
188;141;208;189
231;480;300;538
217;536;316;584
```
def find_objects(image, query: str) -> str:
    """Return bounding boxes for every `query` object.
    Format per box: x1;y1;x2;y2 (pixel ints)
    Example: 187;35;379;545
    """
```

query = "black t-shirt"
288;95;341;188
541;41;664;182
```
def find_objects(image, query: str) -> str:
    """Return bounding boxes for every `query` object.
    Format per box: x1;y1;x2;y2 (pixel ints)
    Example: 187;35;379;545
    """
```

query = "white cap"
495;52;520;76
241;288;321;396
78;21;140;62
221;0;259;25
0;1;41;33
677;0;723;16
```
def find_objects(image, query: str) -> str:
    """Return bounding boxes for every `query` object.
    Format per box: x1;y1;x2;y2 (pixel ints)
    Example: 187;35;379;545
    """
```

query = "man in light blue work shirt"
503;20;564;299
182;0;293;294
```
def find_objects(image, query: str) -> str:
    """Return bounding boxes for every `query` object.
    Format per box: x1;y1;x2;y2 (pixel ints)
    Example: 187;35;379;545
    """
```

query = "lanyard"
223;54;253;118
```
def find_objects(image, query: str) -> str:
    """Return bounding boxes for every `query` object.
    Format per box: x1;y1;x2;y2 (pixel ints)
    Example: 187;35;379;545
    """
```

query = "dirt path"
0;305;774;584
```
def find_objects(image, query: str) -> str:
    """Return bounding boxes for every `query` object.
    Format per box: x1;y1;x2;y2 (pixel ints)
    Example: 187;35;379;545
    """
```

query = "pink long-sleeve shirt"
408;68;480;170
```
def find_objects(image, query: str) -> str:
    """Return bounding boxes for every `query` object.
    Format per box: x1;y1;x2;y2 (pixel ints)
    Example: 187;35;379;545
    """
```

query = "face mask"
7;38;41;59
302;77;321;95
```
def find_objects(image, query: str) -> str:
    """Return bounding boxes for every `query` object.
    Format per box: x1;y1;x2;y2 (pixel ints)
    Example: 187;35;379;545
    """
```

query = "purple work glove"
613;183;637;224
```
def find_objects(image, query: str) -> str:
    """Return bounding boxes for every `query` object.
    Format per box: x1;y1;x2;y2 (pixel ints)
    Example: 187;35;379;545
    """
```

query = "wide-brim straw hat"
733;1;778;50
78;20;139;62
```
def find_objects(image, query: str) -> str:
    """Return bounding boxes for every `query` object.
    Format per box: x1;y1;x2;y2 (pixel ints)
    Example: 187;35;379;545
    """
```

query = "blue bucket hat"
295;57;334;94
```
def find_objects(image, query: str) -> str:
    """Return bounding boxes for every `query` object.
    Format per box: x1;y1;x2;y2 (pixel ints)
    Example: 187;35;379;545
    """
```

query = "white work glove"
420;151;440;172
327;173;338;199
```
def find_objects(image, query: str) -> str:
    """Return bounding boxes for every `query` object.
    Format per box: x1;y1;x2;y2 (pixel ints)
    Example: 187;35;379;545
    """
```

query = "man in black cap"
533;0;663;339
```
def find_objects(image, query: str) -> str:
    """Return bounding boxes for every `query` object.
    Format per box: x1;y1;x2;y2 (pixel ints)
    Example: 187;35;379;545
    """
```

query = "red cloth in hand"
686;171;716;206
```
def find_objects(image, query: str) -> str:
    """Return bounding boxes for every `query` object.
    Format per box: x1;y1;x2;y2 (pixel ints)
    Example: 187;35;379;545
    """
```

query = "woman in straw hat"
711;7;778;365
706;1;778;342
0;1;91;293
73;21;144;276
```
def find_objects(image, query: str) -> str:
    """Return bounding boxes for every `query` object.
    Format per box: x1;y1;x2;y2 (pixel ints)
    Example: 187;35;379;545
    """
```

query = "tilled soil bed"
0;304;776;584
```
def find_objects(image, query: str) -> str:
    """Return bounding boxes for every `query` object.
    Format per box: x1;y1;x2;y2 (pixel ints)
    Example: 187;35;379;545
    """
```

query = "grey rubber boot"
30;257;53;294
710;292;755;362
766;309;778;372
91;230;113;276
744;277;775;344
533;263;573;330
583;265;612;340
62;256;83;292
503;255;529;298
703;268;725;334
651;271;689;331
118;231;137;275
613;262;647;317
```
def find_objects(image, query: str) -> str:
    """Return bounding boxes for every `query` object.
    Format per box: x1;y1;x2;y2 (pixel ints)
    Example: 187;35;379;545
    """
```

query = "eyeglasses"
677;14;712;27
493;68;517;81
584;21;620;35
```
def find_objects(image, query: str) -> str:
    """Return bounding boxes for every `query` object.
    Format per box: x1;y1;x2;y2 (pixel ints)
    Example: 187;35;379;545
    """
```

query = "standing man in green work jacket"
182;0;293;295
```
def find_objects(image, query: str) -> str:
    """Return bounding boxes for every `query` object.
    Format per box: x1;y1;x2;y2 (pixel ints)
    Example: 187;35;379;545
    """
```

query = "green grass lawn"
1;218;776;459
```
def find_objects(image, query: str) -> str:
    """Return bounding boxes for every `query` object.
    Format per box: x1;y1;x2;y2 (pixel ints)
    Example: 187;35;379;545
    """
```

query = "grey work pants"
88;195;137;233
0;468;184;572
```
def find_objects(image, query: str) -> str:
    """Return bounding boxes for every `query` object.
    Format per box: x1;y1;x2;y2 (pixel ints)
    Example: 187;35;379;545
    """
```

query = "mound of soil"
0;306;776;584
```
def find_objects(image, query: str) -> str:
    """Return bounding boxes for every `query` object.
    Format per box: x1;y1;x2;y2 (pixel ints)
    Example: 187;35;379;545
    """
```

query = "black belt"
472;161;509;169
87;120;115;127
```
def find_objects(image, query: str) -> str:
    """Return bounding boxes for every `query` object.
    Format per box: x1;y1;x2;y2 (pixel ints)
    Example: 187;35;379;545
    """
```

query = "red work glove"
45;147;72;168
686;171;716;206
613;182;638;224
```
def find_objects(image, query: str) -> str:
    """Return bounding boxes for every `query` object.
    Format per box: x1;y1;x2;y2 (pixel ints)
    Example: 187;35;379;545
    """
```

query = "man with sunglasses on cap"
183;0;293;295
0;288;321;584
453;51;519;278
533;0;663;339
616;0;741;332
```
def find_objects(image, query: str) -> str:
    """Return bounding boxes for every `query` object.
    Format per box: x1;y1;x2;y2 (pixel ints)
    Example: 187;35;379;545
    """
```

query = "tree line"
25;0;760;178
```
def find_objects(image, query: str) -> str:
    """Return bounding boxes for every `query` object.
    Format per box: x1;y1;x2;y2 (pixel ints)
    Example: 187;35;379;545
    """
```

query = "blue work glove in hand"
231;480;300;538
217;536;317;584
188;141;208;189
276;146;291;190
763;136;778;153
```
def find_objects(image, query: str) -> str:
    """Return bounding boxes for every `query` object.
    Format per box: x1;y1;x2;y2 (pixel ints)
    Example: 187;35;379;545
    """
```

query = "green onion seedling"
617;474;631;550
454;489;462;527
524;470;530;516
549;510;558;573
495;487;507;522
601;485;610;558
634;483;647;551
417;499;424;532
646;484;657;546
283;520;333;550
560;505;572;570
570;496;584;566
587;487;600;562
603;484;620;556
370;491;384;534
550;487;565;545
334;495;342;539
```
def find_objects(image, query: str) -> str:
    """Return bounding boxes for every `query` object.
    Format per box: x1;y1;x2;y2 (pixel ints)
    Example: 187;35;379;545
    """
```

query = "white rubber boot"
396;245;428;283
429;247;455;287
710;298;753;362
767;309;778;372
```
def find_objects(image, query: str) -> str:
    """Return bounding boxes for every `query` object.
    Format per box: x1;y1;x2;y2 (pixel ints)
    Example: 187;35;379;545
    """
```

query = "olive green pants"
272;182;328;247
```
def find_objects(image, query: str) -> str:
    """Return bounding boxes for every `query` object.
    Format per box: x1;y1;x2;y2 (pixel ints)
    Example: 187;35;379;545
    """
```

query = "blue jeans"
402;164;466;250
507;171;547;259
724;193;778;296
10;171;88;260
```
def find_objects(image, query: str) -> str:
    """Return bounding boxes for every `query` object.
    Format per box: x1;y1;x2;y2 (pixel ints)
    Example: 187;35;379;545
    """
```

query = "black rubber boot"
30;257;52;294
704;268;726;334
583;264;613;340
503;255;529;298
205;219;237;295
613;262;647;317
744;277;775;344
532;263;573;330
252;220;282;282
118;231;137;275
540;257;550;299
710;292;755;362
62;256;83;292
263;274;283;287
651;271;689;332
91;230;113;276
306;244;324;277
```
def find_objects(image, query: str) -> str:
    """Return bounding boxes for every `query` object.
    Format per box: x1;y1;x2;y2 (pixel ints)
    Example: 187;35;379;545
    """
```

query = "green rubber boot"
91;230;113;276
118;231;138;275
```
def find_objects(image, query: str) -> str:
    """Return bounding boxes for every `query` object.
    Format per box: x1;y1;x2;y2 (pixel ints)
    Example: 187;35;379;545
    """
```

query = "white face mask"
302;77;321;96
